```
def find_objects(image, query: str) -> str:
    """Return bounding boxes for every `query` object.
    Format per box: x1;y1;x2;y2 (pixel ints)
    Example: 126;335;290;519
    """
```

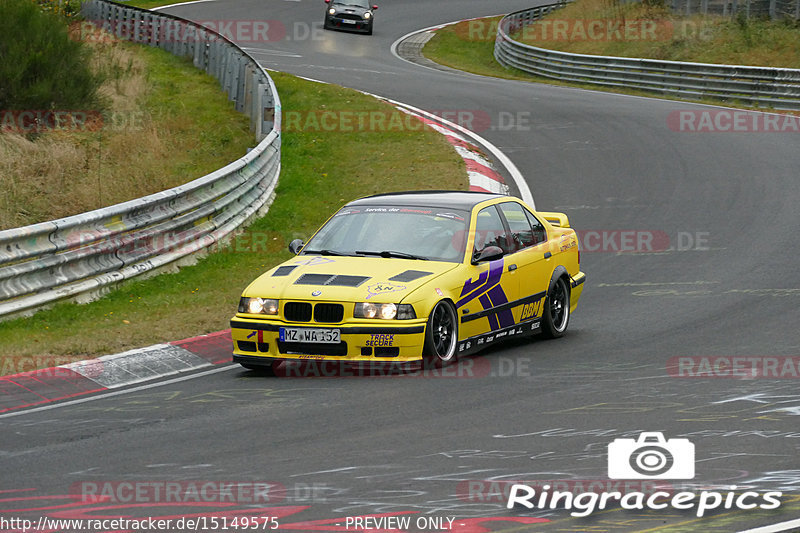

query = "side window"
525;209;547;245
498;202;535;252
473;206;509;254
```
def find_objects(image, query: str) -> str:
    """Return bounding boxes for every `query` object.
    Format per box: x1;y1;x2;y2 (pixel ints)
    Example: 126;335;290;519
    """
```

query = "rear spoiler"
539;211;570;228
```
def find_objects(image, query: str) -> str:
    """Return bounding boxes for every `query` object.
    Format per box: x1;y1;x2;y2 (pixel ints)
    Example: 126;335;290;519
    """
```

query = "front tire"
541;276;570;338
423;300;458;366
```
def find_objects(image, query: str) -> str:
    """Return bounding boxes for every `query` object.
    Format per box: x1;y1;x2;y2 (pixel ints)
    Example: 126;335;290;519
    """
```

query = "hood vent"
295;274;370;287
389;270;433;282
272;266;297;277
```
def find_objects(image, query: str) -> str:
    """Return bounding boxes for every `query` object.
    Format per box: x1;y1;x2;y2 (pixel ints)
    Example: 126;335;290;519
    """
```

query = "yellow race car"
231;191;585;371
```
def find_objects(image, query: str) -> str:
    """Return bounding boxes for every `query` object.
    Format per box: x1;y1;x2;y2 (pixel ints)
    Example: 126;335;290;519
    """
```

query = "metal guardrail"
494;3;800;110
0;0;281;320
671;0;800;20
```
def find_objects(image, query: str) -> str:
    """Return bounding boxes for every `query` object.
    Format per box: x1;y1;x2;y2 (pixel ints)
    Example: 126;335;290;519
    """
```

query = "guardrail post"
257;83;274;141
769;0;776;17
235;56;246;112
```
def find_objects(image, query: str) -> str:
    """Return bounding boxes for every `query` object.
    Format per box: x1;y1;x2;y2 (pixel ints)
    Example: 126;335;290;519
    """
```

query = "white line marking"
151;0;217;11
242;48;302;58
737;518;800;533
0;365;239;419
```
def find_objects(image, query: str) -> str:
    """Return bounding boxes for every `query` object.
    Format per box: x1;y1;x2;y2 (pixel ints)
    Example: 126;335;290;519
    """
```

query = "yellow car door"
456;204;520;341
496;201;551;329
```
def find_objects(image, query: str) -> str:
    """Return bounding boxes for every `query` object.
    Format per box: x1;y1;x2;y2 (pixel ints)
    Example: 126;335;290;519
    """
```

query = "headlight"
328;7;335;14
364;11;371;18
239;297;279;315
354;303;415;320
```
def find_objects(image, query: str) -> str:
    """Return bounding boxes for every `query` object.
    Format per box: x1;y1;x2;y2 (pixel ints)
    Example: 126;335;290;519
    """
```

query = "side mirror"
288;239;305;255
472;245;503;264
372;4;378;9
325;0;331;3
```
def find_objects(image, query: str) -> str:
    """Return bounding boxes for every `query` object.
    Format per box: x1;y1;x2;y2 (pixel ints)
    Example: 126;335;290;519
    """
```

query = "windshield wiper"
355;250;429;260
302;249;353;256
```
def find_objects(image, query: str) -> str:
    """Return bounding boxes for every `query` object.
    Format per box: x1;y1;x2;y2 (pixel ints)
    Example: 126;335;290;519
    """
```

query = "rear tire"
423;300;458;366
541;276;570;338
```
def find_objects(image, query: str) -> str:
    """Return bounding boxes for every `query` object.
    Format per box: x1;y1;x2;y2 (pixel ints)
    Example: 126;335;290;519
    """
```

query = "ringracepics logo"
507;433;782;517
608;432;694;479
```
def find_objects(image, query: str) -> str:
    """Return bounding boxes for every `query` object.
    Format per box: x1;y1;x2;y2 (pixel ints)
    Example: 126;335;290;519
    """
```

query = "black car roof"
349;190;507;210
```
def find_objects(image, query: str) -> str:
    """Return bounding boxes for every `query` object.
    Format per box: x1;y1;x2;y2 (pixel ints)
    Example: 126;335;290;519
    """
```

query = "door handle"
508;264;517;271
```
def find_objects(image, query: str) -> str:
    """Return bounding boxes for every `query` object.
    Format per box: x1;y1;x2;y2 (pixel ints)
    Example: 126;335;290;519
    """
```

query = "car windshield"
303;206;470;263
336;0;370;8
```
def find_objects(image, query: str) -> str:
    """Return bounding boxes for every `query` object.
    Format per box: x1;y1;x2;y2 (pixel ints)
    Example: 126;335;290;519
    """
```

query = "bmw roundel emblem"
312;290;321;297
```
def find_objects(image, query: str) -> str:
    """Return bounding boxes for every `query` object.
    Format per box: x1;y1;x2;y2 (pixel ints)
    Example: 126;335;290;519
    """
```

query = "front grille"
284;302;312;322
278;341;348;356
314;303;344;323
337;13;363;20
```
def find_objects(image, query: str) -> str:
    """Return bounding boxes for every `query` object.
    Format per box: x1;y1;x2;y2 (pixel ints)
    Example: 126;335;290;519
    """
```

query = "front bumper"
325;15;372;32
230;317;427;364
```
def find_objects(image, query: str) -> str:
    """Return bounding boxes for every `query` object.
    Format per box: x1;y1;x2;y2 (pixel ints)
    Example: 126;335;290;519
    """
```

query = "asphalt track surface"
2;1;799;532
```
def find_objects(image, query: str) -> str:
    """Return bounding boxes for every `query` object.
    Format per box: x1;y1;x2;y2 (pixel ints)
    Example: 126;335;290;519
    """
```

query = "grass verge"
1;35;254;230
0;71;466;375
422;9;800;109
511;0;800;67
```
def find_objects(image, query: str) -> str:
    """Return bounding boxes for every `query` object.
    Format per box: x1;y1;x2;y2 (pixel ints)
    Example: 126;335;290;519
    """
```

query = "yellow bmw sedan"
231;191;585;372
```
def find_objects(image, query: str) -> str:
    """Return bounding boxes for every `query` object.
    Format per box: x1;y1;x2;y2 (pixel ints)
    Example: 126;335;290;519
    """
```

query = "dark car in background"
324;0;377;34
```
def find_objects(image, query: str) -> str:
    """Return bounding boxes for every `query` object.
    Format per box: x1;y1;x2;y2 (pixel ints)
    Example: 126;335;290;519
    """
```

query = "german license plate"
342;19;356;24
280;327;340;344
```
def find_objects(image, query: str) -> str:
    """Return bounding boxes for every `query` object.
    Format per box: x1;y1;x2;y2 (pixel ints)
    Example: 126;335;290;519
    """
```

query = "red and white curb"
0;330;232;414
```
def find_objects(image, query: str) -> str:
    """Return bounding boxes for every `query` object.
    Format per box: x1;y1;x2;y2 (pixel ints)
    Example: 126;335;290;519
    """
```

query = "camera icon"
608;432;695;479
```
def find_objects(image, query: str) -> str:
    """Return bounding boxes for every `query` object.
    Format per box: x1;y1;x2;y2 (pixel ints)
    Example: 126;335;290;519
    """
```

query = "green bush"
0;0;103;111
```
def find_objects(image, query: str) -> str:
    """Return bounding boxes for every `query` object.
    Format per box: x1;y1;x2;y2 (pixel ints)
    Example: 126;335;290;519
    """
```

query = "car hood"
244;256;459;304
